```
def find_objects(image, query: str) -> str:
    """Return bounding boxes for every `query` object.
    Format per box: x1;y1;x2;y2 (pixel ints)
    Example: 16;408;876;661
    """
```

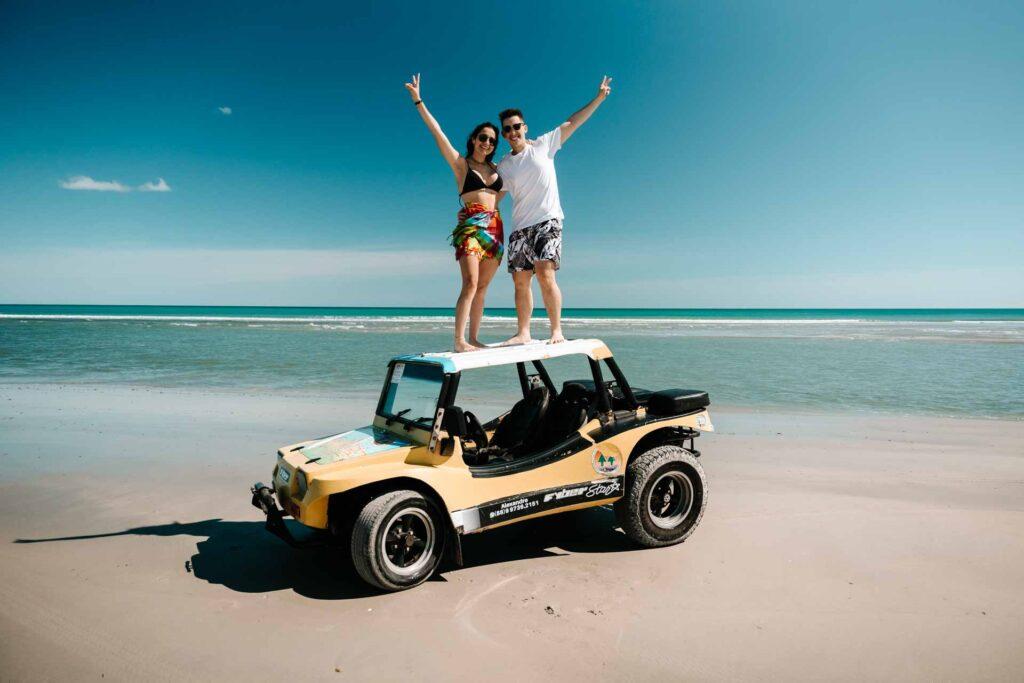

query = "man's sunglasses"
476;133;496;145
502;122;525;134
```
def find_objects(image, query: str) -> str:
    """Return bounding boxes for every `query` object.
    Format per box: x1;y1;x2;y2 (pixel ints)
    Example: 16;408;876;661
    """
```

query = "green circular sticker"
592;448;618;476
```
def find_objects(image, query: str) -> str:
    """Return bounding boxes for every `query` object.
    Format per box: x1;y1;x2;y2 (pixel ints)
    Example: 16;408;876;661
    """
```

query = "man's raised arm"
559;76;612;144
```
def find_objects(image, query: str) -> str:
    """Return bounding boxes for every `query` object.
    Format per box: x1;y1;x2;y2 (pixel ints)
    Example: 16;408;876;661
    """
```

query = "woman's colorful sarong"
450;203;504;261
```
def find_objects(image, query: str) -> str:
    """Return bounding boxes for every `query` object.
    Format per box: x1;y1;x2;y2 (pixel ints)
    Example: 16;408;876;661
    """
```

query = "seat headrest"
560;382;590;402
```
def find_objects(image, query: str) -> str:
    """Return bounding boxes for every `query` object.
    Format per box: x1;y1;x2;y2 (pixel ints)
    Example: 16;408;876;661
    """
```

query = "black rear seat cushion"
647;388;710;416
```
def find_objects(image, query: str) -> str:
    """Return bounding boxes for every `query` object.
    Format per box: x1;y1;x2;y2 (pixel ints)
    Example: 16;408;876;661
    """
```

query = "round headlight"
295;470;308;499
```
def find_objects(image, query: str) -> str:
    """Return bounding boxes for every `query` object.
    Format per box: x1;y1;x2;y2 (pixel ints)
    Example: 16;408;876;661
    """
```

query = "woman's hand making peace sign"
405;73;422;102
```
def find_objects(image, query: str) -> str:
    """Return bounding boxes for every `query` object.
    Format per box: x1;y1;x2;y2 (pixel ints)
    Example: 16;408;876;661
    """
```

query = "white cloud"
58;176;173;194
218;106;232;115
138;178;171;192
59;176;131;192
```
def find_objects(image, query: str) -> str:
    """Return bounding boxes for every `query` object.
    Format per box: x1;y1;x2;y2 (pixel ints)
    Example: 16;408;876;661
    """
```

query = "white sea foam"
3;312;1020;325
2;313;1022;344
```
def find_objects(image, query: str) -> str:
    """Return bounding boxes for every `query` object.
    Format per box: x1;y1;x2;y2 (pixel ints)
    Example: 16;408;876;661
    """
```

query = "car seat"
484;385;551;456
533;382;590;450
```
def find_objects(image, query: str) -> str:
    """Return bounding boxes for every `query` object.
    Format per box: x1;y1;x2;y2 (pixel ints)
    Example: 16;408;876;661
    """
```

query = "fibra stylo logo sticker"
592;448;618;476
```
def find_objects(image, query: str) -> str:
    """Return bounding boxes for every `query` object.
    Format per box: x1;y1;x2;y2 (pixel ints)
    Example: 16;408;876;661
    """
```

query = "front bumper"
250;482;325;548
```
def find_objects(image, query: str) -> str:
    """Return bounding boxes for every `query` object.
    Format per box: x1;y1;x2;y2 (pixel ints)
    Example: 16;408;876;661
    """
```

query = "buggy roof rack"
391;338;612;373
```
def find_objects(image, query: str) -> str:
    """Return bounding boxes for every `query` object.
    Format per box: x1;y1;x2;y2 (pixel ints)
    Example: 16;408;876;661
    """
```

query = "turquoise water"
1;305;1022;418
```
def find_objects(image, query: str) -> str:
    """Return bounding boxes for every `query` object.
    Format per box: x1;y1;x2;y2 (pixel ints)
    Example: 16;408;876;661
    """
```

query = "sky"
1;0;1022;307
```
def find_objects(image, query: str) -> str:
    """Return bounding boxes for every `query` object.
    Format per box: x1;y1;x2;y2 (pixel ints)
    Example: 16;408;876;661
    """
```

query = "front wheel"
351;490;445;591
615;445;707;547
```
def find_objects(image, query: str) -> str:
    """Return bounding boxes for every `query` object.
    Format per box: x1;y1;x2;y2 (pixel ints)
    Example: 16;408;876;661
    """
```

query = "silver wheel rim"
381;507;436;578
647;470;694;530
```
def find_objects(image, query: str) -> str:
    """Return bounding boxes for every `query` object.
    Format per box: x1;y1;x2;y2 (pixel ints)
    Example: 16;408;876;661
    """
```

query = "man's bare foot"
501;333;532;346
454;340;478;353
549;330;565;344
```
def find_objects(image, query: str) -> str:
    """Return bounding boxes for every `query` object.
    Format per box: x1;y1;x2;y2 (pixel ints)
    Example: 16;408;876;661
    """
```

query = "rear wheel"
351;490;445;591
615;445;707;547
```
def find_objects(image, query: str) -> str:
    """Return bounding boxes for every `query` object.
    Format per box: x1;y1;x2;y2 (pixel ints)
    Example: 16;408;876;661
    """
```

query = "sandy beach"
1;382;1022;681
6;0;1022;678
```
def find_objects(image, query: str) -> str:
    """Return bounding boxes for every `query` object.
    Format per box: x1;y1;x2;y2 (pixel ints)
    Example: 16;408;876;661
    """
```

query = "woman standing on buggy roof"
405;73;505;352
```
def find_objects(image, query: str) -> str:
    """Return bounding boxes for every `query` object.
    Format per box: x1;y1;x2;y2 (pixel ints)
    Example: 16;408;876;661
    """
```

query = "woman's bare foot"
501;333;532;346
468;338;489;349
454;339;478;353
549;329;566;344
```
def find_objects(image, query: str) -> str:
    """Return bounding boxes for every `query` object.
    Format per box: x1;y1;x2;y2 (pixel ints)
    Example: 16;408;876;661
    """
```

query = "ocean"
2;305;1022;419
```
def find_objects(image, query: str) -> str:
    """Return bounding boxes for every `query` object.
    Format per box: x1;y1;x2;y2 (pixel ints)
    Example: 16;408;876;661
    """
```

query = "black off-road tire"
615;445;707;547
351;490;446;591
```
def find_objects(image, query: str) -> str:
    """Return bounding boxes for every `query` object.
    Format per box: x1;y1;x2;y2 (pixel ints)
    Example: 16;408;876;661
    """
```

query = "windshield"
379;362;444;427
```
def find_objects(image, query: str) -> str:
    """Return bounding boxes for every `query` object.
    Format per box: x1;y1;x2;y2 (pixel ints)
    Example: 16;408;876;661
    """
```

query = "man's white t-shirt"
497;127;563;232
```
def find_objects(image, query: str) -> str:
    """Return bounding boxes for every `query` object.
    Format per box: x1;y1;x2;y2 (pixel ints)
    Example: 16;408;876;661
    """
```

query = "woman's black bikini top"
460;161;503;196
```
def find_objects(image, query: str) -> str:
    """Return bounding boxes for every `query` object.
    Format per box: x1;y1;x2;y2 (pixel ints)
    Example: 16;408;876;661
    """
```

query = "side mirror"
441;406;468;438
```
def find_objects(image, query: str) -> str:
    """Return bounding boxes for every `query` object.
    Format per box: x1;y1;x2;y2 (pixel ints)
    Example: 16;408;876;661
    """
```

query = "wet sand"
1;383;1022;681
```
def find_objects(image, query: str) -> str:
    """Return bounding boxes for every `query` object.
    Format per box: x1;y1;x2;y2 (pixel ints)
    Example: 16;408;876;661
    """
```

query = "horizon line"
2;304;1022;312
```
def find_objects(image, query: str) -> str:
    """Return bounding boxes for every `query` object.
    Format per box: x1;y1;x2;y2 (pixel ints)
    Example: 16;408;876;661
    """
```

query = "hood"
299;426;414;466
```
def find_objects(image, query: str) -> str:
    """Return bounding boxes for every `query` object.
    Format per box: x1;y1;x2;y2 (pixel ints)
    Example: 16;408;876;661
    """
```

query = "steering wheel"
463;411;488;449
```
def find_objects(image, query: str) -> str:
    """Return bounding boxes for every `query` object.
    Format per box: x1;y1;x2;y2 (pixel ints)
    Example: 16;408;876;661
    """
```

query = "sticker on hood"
300;426;412;464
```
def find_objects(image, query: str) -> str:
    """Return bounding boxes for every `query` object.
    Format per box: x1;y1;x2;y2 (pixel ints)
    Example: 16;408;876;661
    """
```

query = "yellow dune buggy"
250;339;713;591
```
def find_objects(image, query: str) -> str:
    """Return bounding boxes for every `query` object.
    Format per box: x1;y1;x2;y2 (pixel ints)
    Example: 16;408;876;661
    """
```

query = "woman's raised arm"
405;74;461;172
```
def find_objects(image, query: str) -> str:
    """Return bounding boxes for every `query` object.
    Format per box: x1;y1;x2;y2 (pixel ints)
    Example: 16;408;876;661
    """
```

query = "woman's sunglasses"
502;122;524;134
476;134;496;145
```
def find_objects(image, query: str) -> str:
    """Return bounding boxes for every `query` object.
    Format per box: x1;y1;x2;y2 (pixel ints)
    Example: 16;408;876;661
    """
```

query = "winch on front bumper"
249;482;325;548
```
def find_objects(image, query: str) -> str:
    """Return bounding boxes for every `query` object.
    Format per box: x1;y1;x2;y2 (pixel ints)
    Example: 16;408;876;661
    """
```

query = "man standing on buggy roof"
497;75;612;345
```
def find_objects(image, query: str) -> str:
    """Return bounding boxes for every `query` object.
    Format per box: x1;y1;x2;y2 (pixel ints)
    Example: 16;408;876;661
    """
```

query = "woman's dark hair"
466;122;499;165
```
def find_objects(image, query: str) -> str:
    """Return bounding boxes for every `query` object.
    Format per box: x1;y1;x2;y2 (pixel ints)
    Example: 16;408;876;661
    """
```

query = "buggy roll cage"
459;356;638;416
375;353;641;435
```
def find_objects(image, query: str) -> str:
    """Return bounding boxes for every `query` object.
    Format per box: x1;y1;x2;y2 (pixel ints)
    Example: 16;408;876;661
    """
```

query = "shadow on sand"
14;506;638;600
